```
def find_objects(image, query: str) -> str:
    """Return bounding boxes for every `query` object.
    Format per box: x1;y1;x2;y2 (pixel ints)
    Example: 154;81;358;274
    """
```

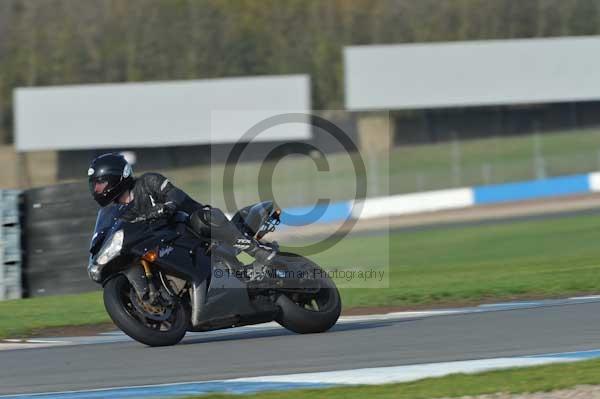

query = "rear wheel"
103;274;188;347
274;254;342;334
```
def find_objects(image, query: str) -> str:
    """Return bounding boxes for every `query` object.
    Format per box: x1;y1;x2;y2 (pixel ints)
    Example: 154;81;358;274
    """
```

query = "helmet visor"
89;174;124;205
92;177;109;194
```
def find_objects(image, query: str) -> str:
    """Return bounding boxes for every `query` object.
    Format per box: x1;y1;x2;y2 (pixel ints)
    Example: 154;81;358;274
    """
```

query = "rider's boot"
233;238;277;280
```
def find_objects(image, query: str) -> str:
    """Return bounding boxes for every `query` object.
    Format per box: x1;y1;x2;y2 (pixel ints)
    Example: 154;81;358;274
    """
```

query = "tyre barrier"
21;182;99;297
0;190;22;300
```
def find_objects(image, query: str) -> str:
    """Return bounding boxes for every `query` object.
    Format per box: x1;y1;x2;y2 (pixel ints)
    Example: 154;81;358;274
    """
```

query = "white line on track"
1;351;598;399
2;295;599;351
569;295;600;300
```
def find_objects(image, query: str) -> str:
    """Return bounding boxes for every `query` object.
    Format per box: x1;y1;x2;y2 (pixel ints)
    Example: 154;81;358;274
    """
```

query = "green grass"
314;212;600;308
0;291;105;338
183;358;600;399
2;212;600;337
160;128;600;209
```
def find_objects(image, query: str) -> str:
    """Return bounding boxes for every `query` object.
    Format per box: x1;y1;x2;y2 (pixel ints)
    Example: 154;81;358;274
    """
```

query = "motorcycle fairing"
189;259;279;331
129;231;210;284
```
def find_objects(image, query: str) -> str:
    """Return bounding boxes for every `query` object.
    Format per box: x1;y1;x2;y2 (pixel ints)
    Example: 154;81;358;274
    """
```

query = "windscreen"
90;204;127;252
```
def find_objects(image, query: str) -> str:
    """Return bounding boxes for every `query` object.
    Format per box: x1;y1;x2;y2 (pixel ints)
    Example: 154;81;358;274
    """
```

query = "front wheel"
103;274;189;347
274;254;342;334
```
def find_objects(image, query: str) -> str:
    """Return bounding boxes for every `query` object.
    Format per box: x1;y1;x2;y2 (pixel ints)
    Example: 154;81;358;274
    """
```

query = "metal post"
533;132;546;180
367;153;380;197
482;163;492;185
451;132;462;186
307;154;316;205
416;172;425;192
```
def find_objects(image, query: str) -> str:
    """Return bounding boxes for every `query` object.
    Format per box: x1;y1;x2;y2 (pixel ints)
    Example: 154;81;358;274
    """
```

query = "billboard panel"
345;36;600;111
15;75;310;151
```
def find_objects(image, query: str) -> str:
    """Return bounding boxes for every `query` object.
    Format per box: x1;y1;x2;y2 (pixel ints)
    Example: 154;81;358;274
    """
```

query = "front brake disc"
130;290;173;321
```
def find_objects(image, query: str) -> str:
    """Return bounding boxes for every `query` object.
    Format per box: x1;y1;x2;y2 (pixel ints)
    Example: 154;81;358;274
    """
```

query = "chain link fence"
161;129;600;211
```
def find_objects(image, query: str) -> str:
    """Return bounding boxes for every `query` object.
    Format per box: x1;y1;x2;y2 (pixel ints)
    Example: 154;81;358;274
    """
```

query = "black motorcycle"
87;201;341;346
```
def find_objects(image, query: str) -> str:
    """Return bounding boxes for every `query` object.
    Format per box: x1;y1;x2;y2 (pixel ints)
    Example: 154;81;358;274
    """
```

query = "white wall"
345;36;600;111
15;75;311;151
352;188;474;219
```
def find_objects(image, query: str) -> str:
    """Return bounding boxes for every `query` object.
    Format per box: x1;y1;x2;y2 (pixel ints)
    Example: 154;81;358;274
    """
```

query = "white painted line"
23;339;65;344
234;357;581;386
569;295;600;300
98;331;125;336
526;348;600;358
0;342;62;351
3;351;597;399
336;310;463;323
2;296;599;351
479;302;542;308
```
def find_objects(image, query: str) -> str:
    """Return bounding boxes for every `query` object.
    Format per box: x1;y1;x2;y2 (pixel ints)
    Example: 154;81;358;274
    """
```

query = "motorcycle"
87;201;341;346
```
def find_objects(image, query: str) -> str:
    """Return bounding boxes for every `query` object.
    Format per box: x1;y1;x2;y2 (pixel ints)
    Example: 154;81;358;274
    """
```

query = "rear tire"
275;254;342;334
103;275;188;347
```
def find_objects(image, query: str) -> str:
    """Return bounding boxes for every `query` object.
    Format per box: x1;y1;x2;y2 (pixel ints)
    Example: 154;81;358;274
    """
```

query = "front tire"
274;254;342;334
103;274;188;347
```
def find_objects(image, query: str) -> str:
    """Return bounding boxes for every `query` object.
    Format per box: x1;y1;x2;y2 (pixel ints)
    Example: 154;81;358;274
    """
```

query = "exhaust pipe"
191;279;207;327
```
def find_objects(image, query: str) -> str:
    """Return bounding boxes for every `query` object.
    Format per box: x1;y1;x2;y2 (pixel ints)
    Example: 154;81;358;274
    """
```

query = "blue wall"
473;174;590;205
276;172;595;225
280;201;352;226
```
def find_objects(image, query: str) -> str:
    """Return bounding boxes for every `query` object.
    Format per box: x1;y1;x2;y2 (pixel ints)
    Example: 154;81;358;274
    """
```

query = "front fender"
119;263;150;299
99;262;147;296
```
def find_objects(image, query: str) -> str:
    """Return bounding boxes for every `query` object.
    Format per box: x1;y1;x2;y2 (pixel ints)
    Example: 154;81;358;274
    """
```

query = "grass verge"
314;211;600;308
2;211;600;338
183;358;600;399
0;291;106;338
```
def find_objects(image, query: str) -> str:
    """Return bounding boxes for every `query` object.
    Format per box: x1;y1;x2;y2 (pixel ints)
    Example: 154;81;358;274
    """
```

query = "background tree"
1;0;599;142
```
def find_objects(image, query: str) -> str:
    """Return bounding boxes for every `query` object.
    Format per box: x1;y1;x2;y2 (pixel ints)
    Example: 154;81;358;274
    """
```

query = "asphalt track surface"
2;300;600;395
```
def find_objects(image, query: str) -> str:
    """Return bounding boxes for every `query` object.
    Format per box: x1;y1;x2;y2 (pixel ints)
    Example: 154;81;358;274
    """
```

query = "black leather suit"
121;173;250;248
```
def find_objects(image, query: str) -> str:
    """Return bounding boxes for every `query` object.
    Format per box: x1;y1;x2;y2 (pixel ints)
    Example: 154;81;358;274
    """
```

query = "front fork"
123;260;159;304
140;259;159;303
126;258;206;327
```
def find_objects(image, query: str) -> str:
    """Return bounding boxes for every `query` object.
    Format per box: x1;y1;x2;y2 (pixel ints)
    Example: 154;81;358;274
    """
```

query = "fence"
0;190;22;300
152;128;600;212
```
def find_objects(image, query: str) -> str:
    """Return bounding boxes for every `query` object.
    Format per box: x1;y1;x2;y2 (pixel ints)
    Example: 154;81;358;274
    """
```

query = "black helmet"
88;153;134;207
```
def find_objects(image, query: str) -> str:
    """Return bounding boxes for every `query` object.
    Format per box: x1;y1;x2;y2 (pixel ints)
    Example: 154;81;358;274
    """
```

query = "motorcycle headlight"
96;229;124;265
88;258;102;282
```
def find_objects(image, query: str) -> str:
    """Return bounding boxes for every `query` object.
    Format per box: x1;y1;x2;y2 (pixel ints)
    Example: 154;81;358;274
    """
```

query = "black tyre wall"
22;182;100;297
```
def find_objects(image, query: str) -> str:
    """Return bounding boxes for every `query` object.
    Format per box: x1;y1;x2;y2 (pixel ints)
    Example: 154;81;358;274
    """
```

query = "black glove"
162;202;177;216
146;203;177;220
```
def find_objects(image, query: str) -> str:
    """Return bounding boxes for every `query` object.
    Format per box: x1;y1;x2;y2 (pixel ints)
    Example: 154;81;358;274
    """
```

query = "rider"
87;153;276;267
